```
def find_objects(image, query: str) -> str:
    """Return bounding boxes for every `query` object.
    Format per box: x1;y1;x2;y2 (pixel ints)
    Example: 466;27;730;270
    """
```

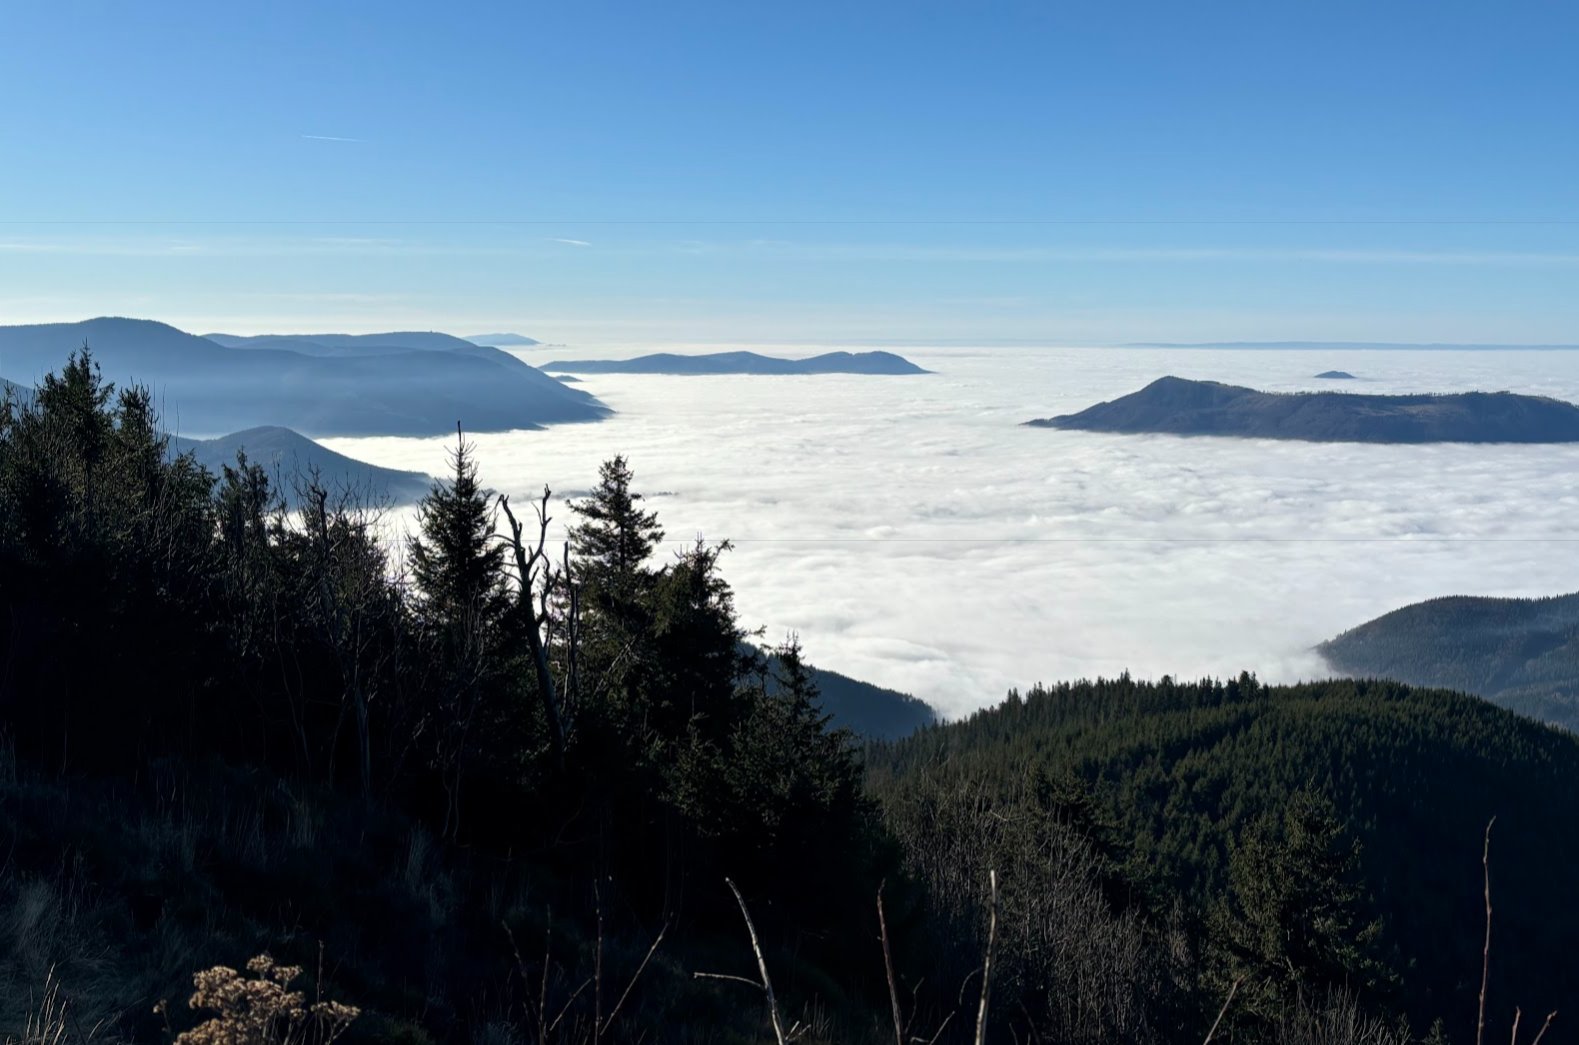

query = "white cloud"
323;346;1579;720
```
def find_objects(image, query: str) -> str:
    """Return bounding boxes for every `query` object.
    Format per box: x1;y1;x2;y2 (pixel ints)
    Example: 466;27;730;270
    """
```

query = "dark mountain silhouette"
809;667;937;739
752;646;937;739
1314;370;1357;379
1319;592;1579;731
0;317;608;437
1026;376;1579;443
171;426;432;506
541;350;930;375
465;333;540;346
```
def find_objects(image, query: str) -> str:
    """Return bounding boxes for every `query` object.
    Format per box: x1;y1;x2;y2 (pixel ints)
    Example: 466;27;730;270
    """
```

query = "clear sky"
2;0;1576;343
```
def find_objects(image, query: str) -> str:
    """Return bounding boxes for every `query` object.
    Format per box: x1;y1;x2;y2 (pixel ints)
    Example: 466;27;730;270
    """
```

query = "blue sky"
2;0;1576;343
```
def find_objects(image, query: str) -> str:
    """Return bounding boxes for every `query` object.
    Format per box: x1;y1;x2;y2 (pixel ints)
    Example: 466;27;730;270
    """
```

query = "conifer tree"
409;428;505;633
1219;788;1386;1014
407;427;507;837
567;455;664;594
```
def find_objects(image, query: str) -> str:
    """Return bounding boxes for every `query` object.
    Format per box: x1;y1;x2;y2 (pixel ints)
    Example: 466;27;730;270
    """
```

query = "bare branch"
878;883;905;1045
1201;977;1241;1045
723;878;787;1045
692;972;763;989
1479;816;1497;1045
974;869;997;1045
604;921;668;1033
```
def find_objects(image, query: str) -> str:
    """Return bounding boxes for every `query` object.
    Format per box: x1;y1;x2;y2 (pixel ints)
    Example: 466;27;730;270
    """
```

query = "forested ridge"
1320;592;1579;730
0;350;1572;1044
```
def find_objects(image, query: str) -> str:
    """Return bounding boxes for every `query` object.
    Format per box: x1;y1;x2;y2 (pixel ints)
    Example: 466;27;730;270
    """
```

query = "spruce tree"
567;455;664;593
407;428;507;837
409;429;505;634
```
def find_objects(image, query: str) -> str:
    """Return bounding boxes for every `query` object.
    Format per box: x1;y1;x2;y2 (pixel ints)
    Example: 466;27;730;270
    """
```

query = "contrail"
301;134;369;143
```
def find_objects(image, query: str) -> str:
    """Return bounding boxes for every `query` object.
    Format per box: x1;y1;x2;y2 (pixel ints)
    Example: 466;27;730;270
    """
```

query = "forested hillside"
868;675;1579;1042
1320;592;1579;730
0;350;1571;1045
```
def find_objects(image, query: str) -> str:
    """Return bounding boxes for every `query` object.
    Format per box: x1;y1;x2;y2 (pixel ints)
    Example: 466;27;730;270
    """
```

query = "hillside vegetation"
868;673;1579;1039
1320;591;1579;730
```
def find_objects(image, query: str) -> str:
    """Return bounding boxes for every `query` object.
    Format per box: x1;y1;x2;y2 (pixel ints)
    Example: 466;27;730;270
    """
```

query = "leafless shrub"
157;954;358;1045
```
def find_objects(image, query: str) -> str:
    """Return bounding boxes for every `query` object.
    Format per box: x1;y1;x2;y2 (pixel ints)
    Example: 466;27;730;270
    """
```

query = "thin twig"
1479;817;1497;1045
503;921;548;1045
1512;1008;1523;1045
594;881;605;1040
1202;978;1241;1045
920;1011;956;1045
539;910;551;1045
1530;1012;1558;1045
604;921;668;1032
693;972;765;989
878;883;905;1045
974;870;998;1045
549;978;594;1035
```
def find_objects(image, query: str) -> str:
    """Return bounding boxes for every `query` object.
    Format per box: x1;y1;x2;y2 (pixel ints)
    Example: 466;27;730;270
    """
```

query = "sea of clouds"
322;346;1579;721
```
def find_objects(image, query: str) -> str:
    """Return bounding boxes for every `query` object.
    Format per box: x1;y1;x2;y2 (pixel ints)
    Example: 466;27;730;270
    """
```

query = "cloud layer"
324;346;1579;720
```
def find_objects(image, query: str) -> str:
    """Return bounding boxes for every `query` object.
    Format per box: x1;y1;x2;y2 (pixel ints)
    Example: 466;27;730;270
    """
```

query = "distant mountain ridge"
0;317;608;438
465;333;540;346
1027;376;1579;443
1319;592;1579;732
171;426;432;506
752;647;937;740
541;350;930;375
205;331;483;353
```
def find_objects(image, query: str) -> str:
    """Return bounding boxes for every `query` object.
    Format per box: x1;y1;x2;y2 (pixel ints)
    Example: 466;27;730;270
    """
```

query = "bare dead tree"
975;869;998;1045
500;487;568;768
695;878;789;1045
878;883;905;1045
1479;817;1496;1045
